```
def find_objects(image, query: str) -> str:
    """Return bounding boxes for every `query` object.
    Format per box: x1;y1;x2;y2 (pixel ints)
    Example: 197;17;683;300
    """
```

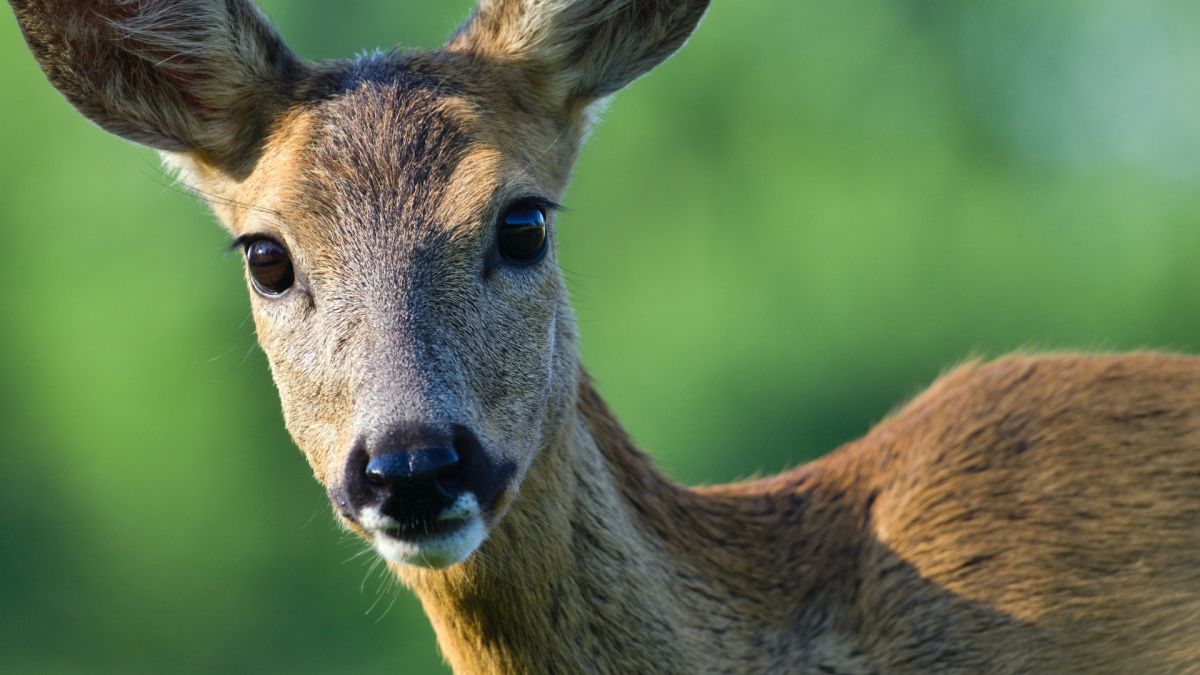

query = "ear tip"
11;0;303;177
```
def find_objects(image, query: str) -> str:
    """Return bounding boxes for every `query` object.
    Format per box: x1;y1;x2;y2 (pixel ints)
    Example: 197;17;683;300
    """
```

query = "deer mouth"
367;493;477;538
359;493;487;568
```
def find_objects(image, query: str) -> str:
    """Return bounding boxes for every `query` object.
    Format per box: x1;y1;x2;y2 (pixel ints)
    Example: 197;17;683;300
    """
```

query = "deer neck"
395;376;764;675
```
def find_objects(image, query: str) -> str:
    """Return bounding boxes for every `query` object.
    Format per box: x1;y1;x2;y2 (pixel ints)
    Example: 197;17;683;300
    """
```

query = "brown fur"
401;355;1200;674
10;1;1200;673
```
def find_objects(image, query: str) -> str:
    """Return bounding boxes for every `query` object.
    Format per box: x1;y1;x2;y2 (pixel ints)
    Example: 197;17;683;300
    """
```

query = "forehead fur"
305;61;476;246
226;52;564;281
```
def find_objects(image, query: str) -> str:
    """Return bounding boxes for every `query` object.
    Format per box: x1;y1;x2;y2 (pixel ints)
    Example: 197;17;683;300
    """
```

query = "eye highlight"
244;239;295;295
497;206;547;264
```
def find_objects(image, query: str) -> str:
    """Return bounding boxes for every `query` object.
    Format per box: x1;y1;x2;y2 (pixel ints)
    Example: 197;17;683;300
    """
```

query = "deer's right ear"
448;0;710;112
9;0;306;177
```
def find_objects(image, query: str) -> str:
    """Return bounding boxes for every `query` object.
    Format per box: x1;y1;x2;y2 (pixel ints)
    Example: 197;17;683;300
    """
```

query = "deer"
10;0;1200;673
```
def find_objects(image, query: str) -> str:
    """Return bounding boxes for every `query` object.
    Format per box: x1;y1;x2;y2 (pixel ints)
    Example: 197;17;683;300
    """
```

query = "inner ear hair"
447;0;710;109
9;0;310;177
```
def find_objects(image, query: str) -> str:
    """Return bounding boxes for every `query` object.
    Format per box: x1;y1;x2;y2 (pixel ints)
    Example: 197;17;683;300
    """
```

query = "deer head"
10;0;709;568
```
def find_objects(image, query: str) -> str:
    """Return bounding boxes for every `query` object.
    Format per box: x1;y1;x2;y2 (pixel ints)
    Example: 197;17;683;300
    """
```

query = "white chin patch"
361;494;486;569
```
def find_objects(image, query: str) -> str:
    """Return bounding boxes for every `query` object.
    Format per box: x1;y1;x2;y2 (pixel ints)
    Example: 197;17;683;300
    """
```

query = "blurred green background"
3;0;1200;672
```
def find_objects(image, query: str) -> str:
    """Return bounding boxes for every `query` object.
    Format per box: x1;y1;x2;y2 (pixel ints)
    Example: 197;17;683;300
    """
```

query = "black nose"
365;447;460;512
343;424;467;530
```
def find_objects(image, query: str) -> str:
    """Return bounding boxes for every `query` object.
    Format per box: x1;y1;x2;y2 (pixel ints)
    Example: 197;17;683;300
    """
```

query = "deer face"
197;61;586;568
11;0;708;569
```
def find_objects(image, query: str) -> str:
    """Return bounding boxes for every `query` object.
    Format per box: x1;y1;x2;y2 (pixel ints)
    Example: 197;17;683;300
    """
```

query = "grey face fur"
234;63;583;567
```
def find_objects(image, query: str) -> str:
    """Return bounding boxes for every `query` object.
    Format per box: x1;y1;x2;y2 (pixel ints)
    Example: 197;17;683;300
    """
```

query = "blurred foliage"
2;0;1200;672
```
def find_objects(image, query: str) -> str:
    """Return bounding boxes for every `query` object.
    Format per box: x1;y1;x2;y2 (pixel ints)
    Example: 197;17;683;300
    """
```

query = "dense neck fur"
391;375;873;675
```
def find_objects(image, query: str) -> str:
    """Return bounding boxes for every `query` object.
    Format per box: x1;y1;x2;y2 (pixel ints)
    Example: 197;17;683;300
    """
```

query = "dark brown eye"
245;239;294;295
497;207;546;264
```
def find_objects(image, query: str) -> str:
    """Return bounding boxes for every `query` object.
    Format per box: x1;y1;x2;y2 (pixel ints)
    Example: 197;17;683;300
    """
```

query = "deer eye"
244;239;295;295
497;207;546;264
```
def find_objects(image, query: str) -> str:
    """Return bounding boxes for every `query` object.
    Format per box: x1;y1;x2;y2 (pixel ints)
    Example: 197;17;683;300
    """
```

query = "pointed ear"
447;0;709;109
9;0;307;176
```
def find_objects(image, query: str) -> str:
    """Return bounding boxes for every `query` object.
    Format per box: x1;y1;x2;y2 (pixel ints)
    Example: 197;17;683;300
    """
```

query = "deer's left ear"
9;0;308;177
447;0;709;111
